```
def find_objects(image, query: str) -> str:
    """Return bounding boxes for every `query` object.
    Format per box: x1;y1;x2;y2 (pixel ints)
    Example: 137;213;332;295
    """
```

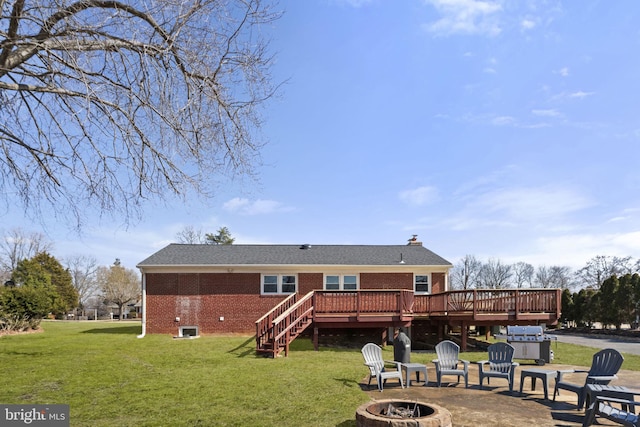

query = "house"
136;239;561;356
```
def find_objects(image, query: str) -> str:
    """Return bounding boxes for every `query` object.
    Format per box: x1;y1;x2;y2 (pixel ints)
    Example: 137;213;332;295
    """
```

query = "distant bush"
0;286;50;331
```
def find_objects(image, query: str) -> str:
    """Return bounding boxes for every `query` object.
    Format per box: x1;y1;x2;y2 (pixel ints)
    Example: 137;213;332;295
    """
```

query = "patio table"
401;363;429;387
519;368;557;400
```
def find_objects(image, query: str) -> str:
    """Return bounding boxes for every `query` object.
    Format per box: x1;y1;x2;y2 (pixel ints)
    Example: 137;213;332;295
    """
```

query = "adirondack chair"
477;342;519;392
361;343;404;392
432;340;469;388
583;396;640;427
554;348;624;410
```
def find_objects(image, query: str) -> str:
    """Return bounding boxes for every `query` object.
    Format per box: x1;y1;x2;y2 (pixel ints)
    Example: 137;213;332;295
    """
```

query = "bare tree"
549;265;574;289
512;261;534;288
0;228;53;282
64;254;98;307
175;225;206;244
450;254;482;290
534;265;553;288
576;255;634;288
0;0;281;227
97;259;139;320
477;258;512;289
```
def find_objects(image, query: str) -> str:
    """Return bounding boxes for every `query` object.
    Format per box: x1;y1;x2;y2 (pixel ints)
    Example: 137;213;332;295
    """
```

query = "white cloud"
471;185;593;221
531;231;640;269
532;109;562;117
550;90;596;102
569;90;595;99
424;0;502;37
558;67;569;77
223;197;294;215
399;186;439;206
491;115;516;126
521;18;536;30
484;57;498;73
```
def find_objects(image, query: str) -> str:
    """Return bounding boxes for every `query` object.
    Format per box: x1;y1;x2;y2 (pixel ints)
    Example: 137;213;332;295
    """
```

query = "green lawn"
1;322;639;426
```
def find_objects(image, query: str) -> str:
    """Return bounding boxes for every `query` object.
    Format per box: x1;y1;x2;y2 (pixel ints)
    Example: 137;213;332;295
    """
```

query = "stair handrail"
272;291;314;325
273;305;314;343
255;292;298;325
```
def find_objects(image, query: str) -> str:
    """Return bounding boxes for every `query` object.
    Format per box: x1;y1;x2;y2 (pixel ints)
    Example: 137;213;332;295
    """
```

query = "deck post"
437;322;445;342
460;321;468;351
313;327;319;351
285;329;290;357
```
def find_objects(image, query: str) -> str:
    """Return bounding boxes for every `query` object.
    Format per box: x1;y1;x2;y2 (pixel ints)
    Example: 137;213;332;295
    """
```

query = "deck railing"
314;289;414;317
413;289;561;316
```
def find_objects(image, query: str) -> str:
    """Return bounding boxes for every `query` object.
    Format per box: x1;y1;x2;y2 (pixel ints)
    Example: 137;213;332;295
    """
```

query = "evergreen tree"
11;252;78;317
205;227;235;245
560;288;574;325
0;286;50;330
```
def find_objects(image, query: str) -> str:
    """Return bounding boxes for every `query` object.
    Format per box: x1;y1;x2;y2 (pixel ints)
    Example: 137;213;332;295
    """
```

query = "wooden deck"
414;288;561;323
256;288;562;356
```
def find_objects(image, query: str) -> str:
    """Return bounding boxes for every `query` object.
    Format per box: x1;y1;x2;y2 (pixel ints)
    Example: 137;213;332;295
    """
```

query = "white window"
261;274;297;295
414;274;430;294
324;274;358;290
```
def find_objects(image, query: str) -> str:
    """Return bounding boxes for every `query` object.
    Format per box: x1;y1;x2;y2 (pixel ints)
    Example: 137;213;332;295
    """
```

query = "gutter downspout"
137;271;146;338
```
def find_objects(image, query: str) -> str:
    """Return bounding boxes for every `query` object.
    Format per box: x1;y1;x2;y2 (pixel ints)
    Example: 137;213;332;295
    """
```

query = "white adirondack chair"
433;340;469;388
361;343;404;392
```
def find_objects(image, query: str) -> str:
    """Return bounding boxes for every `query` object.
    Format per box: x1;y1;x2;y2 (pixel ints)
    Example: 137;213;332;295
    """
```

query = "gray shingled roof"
137;244;452;267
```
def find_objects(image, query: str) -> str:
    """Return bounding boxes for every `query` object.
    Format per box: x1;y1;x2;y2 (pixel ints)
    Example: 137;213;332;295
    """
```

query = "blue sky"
6;0;640;271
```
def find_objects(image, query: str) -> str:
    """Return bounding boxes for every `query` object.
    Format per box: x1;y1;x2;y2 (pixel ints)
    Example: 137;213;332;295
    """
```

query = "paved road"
552;331;640;355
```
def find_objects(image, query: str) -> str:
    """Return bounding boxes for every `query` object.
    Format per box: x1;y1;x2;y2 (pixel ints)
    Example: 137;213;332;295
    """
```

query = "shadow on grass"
81;325;141;335
2;350;51;356
336;420;356;427
227;336;257;358
335;377;361;389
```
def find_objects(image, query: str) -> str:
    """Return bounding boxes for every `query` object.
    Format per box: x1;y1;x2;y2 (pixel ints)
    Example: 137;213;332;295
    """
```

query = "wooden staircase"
255;291;314;357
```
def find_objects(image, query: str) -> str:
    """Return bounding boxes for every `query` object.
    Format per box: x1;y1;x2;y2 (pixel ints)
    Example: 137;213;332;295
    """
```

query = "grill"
505;326;556;365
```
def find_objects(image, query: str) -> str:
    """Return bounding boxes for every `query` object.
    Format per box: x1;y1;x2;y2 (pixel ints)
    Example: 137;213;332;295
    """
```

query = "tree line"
450;254;639;290
561;274;640;330
0;228;139;332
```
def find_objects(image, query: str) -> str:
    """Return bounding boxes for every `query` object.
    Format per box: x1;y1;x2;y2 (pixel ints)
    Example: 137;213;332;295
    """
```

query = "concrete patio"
362;362;640;426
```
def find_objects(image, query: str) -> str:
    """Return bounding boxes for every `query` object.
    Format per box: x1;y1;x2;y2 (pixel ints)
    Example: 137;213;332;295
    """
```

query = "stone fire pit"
356;399;452;427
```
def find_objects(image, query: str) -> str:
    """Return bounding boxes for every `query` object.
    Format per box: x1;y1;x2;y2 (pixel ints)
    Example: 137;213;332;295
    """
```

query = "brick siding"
432;272;446;293
360;272;413;289
145;271;447;335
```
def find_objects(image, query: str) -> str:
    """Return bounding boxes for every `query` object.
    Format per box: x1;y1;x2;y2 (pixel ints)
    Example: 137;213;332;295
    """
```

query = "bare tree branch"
0;0;281;228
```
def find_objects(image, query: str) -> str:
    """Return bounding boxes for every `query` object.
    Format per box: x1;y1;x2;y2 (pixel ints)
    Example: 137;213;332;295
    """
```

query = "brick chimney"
407;235;422;246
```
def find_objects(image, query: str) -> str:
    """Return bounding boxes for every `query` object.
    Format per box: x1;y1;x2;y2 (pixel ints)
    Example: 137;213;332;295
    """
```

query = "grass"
1;322;640;426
